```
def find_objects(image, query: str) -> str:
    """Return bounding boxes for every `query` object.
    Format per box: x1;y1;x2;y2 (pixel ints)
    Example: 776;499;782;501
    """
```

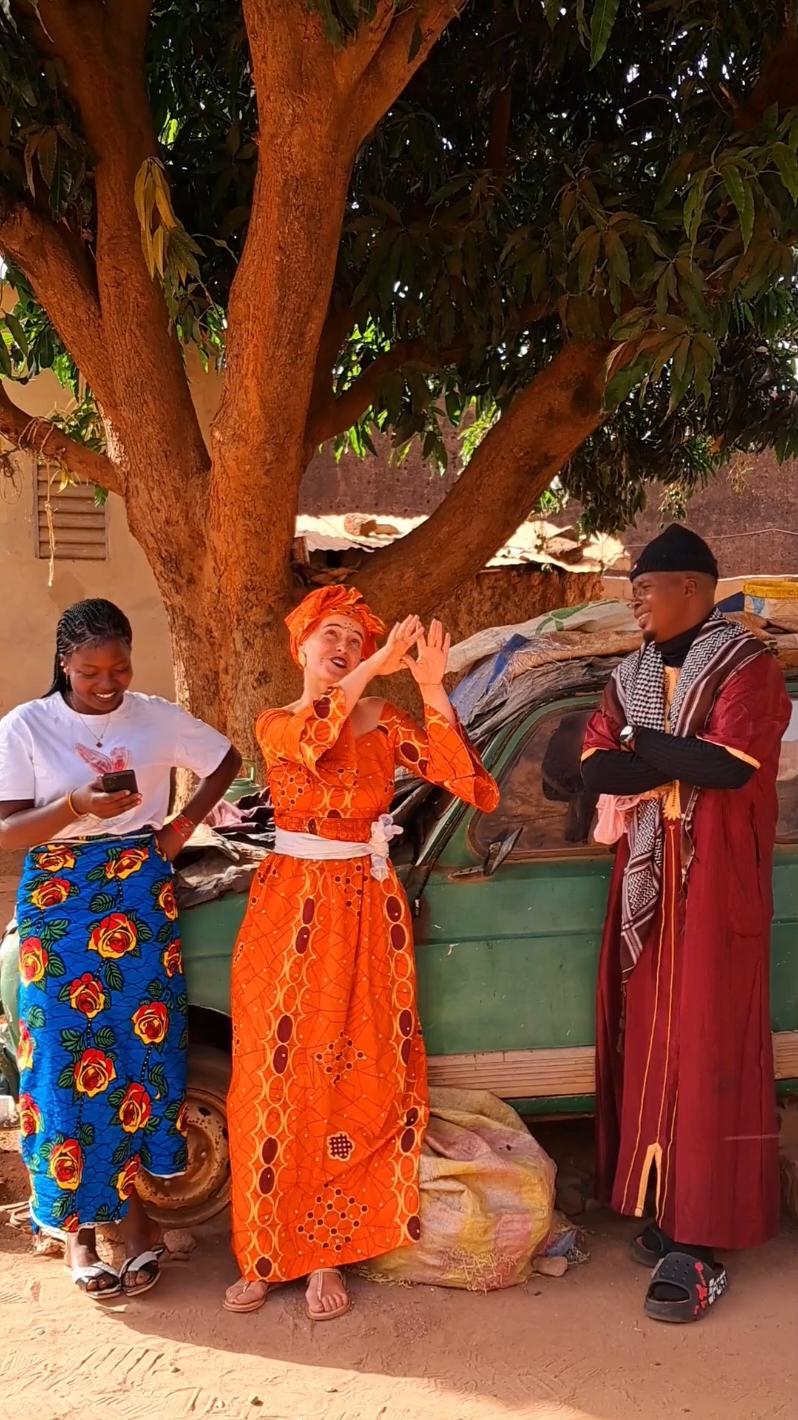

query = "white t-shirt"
0;692;231;840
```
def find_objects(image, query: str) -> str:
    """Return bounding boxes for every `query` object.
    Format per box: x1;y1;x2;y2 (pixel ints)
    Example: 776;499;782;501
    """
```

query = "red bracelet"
169;813;195;842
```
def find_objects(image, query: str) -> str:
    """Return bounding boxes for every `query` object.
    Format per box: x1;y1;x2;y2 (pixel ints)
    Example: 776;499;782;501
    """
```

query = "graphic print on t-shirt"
75;743;131;776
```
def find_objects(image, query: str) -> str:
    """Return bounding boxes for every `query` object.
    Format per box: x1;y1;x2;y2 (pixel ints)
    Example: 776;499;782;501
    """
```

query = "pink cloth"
593;792;660;845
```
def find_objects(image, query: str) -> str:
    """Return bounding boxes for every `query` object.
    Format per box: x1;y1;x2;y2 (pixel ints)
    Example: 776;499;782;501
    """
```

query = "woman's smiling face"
64;637;133;714
301;616;365;683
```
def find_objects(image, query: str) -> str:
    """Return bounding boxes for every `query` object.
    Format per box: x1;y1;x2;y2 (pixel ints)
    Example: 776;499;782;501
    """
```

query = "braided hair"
47;599;133;697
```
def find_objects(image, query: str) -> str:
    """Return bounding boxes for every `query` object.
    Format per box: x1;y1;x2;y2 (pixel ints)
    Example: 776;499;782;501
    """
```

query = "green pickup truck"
2;653;797;1227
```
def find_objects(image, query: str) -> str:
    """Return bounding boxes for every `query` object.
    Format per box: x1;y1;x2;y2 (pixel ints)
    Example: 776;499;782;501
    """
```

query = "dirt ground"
2;859;797;1420
1;1123;796;1420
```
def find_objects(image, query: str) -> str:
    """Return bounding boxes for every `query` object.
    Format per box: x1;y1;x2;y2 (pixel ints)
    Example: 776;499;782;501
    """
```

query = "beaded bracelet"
169;812;196;842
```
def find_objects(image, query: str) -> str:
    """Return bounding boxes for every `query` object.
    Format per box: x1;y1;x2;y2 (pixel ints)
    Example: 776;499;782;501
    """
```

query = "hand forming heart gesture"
401;619;451;687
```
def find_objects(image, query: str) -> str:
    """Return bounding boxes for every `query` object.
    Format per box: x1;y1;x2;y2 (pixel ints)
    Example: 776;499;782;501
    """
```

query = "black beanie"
630;524;719;582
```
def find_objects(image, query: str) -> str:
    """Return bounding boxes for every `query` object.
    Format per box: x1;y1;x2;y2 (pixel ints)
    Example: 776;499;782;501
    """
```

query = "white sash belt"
273;813;402;882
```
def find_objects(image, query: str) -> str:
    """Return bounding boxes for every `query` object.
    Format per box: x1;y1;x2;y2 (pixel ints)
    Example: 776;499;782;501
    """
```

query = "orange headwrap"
285;586;387;667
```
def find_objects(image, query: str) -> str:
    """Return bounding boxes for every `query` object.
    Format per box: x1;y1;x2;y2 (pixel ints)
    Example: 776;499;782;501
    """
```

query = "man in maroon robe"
581;525;791;1322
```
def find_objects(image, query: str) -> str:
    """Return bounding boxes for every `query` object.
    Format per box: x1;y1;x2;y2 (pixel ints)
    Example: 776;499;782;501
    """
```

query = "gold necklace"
66;697;113;748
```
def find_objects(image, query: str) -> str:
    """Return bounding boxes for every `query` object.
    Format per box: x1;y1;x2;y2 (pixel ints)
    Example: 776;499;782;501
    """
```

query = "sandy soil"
0;1126;796;1420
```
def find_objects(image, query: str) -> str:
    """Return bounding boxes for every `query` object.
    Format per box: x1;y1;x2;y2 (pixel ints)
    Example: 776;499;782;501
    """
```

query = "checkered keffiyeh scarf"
613;610;763;976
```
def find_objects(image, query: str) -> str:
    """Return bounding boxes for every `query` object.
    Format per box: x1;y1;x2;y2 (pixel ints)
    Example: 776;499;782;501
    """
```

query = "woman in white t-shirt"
0;598;240;1300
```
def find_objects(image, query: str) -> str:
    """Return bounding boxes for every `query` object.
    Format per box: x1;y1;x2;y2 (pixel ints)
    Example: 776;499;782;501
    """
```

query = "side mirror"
483;826;523;876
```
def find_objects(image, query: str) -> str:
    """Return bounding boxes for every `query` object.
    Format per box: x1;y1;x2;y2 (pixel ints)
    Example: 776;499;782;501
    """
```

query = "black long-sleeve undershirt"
581;751;668;795
581;729;755;796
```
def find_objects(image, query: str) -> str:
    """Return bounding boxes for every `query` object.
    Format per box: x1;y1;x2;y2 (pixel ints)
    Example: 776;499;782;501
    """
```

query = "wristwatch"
619;725;636;748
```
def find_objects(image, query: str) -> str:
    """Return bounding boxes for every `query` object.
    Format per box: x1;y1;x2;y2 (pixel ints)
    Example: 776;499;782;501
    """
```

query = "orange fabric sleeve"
255;685;353;775
384;704;499;812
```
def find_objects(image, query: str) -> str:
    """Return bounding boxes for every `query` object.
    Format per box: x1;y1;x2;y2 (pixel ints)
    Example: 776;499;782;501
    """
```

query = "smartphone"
101;770;139;795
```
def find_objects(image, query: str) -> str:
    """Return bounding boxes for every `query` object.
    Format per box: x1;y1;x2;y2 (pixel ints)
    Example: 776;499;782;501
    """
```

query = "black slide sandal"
644;1251;728;1323
630;1224;672;1268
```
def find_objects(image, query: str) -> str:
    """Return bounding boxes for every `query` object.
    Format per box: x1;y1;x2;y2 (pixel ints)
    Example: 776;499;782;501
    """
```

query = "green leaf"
77;1122;95;1148
108;1087;126;1110
89;892;115;915
157;922;173;945
0;339;12;379
25;1005;46;1029
56;1064;76;1090
139;1139;153;1169
60;1028;85;1052
589;0;620;69
144;1114;162;1135
44;918;68;942
683;170;710;247
104;961;124;993
576;228;602;290
51;1196;70;1221
148;1062;168;1098
146;978;164;1001
543;0;560;27
604;228;630;285
94;1026;116;1050
604;356;648;410
4;312;29;358
576;0;590;46
721;164;754;251
408;18;422;62
771;142;798;202
45;953;66;979
36;128;57;188
111;1138;133;1167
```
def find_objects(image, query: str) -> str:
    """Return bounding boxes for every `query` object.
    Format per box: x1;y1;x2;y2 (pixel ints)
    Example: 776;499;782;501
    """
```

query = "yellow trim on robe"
698;738;761;770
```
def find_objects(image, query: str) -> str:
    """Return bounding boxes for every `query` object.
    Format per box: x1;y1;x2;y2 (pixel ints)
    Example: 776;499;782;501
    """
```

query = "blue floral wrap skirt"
15;831;188;1234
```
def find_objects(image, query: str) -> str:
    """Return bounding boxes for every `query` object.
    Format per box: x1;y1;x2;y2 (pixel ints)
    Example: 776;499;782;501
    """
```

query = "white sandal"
306;1268;350;1321
68;1261;122;1300
120;1249;161;1296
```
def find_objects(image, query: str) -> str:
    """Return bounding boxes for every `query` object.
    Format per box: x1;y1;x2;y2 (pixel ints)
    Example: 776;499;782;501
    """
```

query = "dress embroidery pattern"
227;689;498;1284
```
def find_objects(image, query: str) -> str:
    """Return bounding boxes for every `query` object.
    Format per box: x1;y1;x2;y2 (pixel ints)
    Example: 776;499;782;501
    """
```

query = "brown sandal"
223;1278;270;1314
306;1268;350;1321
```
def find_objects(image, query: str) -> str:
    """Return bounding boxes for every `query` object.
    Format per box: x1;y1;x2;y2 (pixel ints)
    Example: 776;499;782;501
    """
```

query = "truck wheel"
136;1043;231;1229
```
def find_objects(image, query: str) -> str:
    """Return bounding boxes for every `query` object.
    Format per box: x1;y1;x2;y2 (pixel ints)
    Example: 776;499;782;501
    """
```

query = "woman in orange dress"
224;587;498;1318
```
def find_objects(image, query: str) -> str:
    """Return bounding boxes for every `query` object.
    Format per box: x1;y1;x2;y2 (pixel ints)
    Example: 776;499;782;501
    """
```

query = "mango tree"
1;0;798;748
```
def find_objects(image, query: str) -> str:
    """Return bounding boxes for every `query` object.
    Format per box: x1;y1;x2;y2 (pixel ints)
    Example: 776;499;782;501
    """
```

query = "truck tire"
136;1043;232;1229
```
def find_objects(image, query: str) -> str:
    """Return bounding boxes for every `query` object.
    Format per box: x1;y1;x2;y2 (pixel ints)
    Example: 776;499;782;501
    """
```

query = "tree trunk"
125;340;612;761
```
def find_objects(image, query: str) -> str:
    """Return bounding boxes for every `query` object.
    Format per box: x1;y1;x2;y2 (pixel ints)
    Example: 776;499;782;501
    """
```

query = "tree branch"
307;297;554;447
0;381;122;495
216;0;464;492
307;336;473;448
356;2;465;142
356;339;612;617
0;197;114;406
730;22;798;130
28;0;209;486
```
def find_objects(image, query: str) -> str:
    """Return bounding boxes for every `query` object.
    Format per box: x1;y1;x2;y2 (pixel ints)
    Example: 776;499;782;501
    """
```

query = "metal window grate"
35;466;107;561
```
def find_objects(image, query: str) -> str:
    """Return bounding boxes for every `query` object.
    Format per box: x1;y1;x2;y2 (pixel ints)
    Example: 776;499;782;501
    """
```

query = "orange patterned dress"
228;686;498;1285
